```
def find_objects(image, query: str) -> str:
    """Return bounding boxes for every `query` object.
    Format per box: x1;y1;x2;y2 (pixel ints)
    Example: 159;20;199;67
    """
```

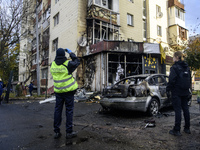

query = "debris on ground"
74;88;87;102
74;87;102;103
144;119;156;128
154;112;174;118
39;96;56;104
85;91;102;103
39;87;102;104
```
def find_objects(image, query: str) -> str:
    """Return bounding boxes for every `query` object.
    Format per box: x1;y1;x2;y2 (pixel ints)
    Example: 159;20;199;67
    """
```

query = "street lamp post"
36;1;40;95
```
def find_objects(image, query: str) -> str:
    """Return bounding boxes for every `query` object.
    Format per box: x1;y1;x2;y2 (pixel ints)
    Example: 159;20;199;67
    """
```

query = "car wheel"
147;98;159;116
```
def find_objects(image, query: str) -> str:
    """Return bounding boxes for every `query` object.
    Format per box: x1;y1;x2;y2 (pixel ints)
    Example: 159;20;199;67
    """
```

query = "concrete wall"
119;0;143;42
84;52;106;92
48;0;87;88
147;0;168;44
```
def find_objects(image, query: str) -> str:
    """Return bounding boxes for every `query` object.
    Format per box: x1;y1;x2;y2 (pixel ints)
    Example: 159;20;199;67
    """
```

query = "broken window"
23;59;25;67
102;0;107;7
95;0;101;5
108;54;142;85
94;0;112;9
150;76;166;86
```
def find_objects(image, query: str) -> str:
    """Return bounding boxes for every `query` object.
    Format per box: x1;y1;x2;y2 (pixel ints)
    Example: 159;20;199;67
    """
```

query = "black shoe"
54;132;61;139
66;131;77;139
184;128;191;134
169;130;182;136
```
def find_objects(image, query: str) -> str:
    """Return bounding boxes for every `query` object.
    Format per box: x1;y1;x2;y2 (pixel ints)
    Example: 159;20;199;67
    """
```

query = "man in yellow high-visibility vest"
50;48;80;139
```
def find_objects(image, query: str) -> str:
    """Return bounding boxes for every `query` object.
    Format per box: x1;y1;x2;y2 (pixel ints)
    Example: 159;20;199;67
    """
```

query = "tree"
0;43;20;84
0;0;34;84
184;37;200;71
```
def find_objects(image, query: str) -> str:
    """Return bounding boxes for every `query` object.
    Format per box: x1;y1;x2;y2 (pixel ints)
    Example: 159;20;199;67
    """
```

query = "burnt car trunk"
103;84;130;98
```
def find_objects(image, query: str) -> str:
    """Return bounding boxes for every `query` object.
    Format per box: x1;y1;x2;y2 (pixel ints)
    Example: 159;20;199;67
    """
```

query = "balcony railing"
31;64;37;70
41;79;48;86
168;0;184;10
87;5;118;25
42;18;50;30
41;59;48;66
88;40;143;55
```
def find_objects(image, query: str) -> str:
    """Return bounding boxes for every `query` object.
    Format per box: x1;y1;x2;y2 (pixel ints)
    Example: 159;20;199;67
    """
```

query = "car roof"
121;74;168;80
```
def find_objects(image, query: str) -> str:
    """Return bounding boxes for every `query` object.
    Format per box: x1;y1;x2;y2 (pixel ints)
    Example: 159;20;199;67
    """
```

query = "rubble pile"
74;88;102;103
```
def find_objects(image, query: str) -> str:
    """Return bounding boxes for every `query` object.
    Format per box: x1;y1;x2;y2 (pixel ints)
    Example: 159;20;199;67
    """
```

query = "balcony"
41;79;48;86
32;48;36;54
33;79;37;86
42;34;49;50
42;18;50;30
168;0;184;10
41;58;48;66
88;40;143;55
87;5;119;25
31;64;37;70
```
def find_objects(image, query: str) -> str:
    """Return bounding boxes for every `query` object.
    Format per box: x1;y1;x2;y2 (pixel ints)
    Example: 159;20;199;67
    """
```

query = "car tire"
147;98;159;116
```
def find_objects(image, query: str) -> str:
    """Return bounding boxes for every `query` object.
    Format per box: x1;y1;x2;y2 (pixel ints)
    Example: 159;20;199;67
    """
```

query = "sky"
184;0;200;36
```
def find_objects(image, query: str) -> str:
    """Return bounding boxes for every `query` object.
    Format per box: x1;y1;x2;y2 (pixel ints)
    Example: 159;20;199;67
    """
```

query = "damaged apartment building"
82;0;188;91
19;0;188;93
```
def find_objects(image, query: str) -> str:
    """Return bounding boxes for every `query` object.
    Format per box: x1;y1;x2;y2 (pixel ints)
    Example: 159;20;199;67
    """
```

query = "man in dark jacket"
167;51;191;136
28;82;33;96
50;48;80;139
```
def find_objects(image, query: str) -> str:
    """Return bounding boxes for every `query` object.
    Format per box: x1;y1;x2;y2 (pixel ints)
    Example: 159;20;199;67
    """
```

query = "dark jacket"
29;83;33;91
55;52;80;74
0;81;3;95
166;60;191;96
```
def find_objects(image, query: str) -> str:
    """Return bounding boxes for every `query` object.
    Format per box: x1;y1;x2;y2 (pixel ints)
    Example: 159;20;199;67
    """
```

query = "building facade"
19;0;188;93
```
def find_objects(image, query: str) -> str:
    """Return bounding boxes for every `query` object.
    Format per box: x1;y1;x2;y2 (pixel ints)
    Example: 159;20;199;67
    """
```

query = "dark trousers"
172;95;190;131
54;92;74;133
29;90;32;96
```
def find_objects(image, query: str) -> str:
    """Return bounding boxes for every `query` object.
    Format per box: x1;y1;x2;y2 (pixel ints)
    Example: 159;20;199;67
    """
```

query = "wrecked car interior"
100;74;172;116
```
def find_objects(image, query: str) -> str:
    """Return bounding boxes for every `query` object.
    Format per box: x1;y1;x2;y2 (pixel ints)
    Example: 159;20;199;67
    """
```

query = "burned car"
100;74;171;116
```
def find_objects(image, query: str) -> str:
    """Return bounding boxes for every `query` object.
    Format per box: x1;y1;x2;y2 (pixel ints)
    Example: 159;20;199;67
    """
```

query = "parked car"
100;74;172;116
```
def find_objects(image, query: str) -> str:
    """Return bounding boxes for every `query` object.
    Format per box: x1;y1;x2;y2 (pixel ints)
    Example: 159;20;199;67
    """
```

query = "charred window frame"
162;76;169;84
95;0;112;9
150;76;166;86
108;53;142;84
179;27;187;40
23;59;25;67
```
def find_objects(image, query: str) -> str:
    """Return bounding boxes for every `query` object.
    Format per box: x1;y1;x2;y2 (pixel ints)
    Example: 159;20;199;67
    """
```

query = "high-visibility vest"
50;60;78;93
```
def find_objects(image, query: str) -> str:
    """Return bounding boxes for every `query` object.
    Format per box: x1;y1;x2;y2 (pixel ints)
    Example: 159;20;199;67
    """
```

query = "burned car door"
149;75;167;99
154;75;170;106
161;76;171;106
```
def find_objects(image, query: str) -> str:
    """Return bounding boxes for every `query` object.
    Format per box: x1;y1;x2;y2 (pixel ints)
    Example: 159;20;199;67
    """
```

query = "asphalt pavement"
0;98;200;150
